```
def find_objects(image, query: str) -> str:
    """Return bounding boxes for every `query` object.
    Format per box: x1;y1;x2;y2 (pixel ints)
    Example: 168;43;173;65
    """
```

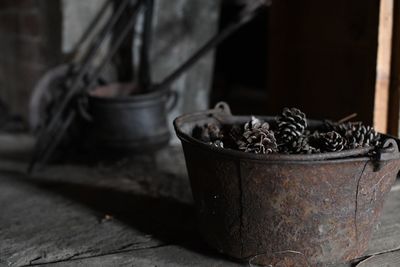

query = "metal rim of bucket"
174;102;400;162
87;86;169;103
87;86;178;112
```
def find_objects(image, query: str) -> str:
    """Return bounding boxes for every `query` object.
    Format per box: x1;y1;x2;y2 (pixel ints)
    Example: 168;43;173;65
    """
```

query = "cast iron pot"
174;102;400;266
86;84;177;152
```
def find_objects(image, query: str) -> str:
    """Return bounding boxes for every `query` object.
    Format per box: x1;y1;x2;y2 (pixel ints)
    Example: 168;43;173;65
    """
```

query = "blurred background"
1;1;400;265
0;0;398;144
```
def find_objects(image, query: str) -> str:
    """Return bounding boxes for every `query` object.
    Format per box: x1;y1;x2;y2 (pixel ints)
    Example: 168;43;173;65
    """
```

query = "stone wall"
0;0;61;116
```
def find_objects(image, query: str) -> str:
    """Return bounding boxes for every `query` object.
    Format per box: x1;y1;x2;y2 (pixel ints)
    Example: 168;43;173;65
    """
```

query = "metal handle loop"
377;138;400;161
166;90;178;112
214;102;232;115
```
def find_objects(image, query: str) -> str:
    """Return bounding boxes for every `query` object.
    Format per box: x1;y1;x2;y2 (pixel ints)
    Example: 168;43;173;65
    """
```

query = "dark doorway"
211;0;269;115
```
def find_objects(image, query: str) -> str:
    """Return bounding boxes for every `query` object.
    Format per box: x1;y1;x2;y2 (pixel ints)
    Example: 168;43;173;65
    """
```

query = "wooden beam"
374;0;394;133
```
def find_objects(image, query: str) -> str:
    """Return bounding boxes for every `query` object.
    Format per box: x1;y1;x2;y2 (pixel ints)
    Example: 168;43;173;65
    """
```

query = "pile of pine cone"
192;108;382;154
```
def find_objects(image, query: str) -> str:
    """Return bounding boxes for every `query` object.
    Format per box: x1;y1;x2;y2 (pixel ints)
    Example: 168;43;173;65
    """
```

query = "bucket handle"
377;138;400;160
374;138;400;171
212;101;232;116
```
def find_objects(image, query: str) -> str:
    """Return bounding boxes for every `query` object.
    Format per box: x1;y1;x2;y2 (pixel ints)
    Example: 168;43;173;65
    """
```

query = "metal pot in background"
86;83;177;152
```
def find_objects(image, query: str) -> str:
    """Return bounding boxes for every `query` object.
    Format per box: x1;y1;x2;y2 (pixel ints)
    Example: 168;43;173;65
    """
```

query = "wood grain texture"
357;249;400;267
39;245;243;267
0;138;202;266
373;0;394;133
0;173;162;266
0;134;399;266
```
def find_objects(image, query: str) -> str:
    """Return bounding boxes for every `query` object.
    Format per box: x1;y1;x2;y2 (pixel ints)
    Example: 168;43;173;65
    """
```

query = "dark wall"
211;1;269;115
267;0;380;124
0;0;61;117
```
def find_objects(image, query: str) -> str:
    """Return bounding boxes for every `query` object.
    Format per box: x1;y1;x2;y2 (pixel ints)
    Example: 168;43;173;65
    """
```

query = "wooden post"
373;0;394;133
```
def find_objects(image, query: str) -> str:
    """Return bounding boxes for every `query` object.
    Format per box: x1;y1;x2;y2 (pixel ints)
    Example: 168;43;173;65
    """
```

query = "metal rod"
138;0;154;91
29;0;143;172
29;0;267;171
87;1;144;89
28;111;76;173
70;0;112;62
78;0;131;73
151;3;267;92
38;0;131;140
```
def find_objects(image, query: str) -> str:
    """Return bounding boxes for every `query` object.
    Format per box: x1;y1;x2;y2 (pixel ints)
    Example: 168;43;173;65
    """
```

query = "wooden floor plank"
0;140;199;266
366;183;400;256
40;245;243;267
357;249;400;266
0;134;400;266
0;172;163;266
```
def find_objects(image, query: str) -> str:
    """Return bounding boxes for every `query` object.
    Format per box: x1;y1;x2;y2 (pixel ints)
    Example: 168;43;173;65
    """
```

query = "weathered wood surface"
39;245;242;267
373;0;394;133
357;249;400;267
0;134;400;266
0;135;241;266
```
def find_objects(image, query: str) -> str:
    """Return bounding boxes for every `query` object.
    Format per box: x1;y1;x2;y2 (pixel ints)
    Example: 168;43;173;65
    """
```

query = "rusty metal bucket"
173;103;400;266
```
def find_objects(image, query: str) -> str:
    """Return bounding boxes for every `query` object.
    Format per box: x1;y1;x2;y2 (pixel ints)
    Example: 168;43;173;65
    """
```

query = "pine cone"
222;124;243;149
364;126;380;147
328;122;381;149
276;108;307;145
326;121;352;136
237;116;277;154
244;116;270;133
346;124;380;148
210;140;224;148
192;123;223;143
278;133;320;154
319;131;346;152
323;120;339;132
288;135;320;154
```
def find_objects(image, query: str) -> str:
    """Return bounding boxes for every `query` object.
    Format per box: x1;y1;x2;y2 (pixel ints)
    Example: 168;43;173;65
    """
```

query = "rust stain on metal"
174;105;400;266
